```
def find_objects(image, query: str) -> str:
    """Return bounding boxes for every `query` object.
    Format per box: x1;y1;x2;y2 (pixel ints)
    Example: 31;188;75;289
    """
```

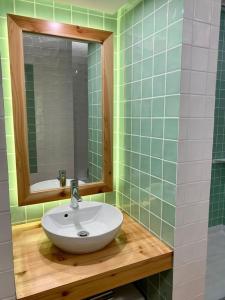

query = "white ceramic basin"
31;179;85;192
41;202;123;254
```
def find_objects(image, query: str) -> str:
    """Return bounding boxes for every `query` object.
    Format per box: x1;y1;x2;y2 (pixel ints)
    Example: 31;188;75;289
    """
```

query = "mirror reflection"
23;32;103;192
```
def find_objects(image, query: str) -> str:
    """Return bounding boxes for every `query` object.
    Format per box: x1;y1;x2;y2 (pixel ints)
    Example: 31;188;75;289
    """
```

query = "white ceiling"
58;0;129;14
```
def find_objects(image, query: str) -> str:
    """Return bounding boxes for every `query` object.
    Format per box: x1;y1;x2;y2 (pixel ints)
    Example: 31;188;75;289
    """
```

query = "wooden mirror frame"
7;14;113;206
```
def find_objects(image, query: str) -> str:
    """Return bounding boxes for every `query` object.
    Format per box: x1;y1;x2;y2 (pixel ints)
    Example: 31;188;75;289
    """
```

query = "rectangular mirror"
24;33;103;191
8;14;113;205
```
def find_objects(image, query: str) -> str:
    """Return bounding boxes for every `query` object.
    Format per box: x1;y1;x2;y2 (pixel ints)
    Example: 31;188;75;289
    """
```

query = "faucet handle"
59;169;66;177
57;169;66;180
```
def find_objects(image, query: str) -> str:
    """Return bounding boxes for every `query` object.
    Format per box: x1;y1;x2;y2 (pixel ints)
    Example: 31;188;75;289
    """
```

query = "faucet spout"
70;179;82;209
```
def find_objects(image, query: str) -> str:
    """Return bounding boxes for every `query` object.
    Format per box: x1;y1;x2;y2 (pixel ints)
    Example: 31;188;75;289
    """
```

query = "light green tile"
55;8;71;23
140;207;150;228
105;191;116;205
144;0;154;17
142;78;153;98
168;0;184;24
11;206;26;224
150;195;161;217
143;13;154;38
36;4;53;20
151;177;162;199
142;57;153;78
165;95;180;117
26;204;43;220
140;155;151;173
139;118;151;137
0;0;14;16
140;172;151;190
15;0;34;16
163;161;176;184
89;15;103;29
167;46;182;72
152;97;164;117
132;81;142;99
133;1;143;24
133;62;142;81
43;201;59;213
141;137;151;156
0;18;7;38
151;157;162;178
133;21;142;43
36;0;53;5
154;52;166;75
164;140;177;162
162;202;175;226
151;138;163;158
125;47;132;66
167;20;183;49
88;9;103;17
155;4;167;32
133;41;142;63
72;12;88;26
166;71;181;95
152;119;163;138
141;99;151;117
155;0;167;10
131;200;140;219
153;75;165;97
143;36;154;58
55;1;71;10
154;29;166;54
104;18;117;32
163;181;176;205
150;213;161;236
164;119;179;140
161;221;174;246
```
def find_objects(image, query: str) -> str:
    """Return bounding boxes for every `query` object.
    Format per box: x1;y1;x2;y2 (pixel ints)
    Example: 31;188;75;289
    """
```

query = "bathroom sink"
41;202;123;254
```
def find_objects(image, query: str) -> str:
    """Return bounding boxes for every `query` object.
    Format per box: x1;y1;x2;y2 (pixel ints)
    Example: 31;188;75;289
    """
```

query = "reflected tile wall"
88;43;103;182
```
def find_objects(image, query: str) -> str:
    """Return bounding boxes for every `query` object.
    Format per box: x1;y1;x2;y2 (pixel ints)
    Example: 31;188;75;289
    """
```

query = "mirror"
8;14;113;205
23;32;103;192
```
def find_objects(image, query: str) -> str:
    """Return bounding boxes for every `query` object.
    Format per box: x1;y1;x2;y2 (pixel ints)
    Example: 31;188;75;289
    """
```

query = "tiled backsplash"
209;10;225;227
88;43;103;182
117;0;183;248
24;64;38;174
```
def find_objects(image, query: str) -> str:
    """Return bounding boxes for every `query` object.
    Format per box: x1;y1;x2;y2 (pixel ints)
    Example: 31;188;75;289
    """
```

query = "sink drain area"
77;230;89;237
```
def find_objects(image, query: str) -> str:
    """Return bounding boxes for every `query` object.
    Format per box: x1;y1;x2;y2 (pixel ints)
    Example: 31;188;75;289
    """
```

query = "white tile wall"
173;0;221;299
0;61;16;299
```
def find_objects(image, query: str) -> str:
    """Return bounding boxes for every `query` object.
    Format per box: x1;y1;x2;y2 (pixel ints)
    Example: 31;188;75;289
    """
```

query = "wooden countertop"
13;214;173;300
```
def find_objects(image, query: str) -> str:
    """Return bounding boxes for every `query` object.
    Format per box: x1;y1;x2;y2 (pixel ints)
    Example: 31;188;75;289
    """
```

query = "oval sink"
41;202;123;254
31;179;85;192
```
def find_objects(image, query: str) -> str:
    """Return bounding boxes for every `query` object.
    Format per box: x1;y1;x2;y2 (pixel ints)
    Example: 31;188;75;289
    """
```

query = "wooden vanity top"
12;214;173;300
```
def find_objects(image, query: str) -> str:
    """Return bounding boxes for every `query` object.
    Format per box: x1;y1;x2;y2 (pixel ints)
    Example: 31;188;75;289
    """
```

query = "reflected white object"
30;179;85;192
41;202;123;254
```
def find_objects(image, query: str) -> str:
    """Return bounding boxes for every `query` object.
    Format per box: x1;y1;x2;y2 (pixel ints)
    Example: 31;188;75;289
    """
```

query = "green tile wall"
0;0;187;298
88;43;103;182
24;64;38;174
209;11;225;227
0;0;117;224
117;0;183;249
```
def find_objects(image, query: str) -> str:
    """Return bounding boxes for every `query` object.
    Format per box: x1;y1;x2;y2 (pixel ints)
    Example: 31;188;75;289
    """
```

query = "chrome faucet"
70;179;82;209
57;170;66;187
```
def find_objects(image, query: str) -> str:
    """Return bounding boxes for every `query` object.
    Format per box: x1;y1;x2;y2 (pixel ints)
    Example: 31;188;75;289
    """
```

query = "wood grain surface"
13;214;173;300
